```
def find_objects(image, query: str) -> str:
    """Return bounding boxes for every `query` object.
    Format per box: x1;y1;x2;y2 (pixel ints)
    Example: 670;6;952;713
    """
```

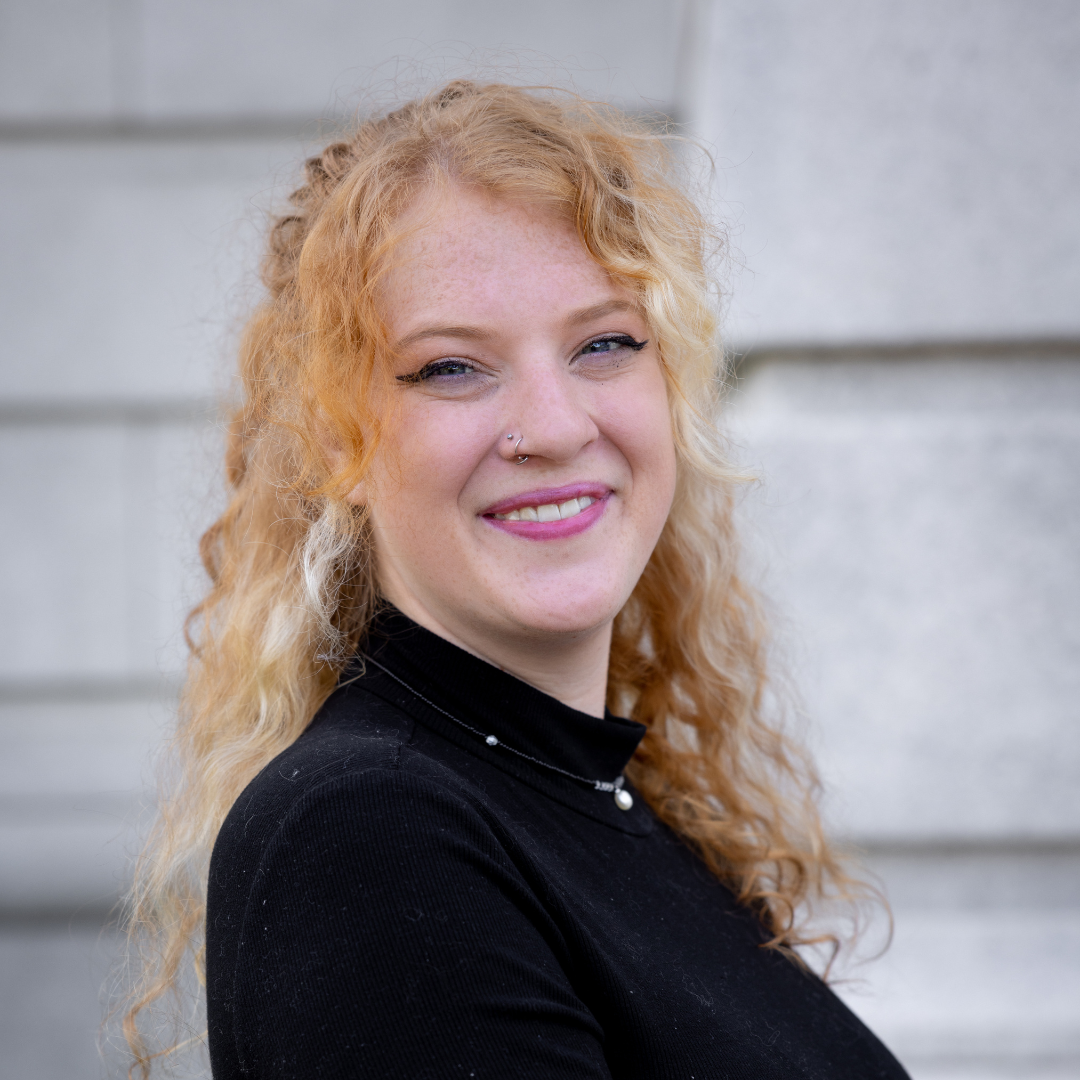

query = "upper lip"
481;482;612;517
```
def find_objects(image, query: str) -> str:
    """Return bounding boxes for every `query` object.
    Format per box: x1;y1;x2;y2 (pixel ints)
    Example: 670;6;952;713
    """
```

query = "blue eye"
397;359;475;384
426;361;471;377
578;335;648;357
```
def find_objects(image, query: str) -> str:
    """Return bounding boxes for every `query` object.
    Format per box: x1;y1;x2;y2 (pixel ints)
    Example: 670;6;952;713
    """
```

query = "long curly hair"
122;79;872;1076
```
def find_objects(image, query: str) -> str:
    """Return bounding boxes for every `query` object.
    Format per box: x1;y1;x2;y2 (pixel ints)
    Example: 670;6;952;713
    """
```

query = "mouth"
492;495;598;522
481;483;611;539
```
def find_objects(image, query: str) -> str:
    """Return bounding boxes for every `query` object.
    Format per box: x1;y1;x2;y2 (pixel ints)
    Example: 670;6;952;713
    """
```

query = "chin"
501;585;627;639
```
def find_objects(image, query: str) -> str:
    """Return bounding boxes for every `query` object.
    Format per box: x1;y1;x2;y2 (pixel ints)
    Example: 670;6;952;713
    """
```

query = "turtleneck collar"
344;608;651;832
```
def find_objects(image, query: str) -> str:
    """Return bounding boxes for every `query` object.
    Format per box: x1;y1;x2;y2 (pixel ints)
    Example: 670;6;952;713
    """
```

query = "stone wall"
1;2;1077;1076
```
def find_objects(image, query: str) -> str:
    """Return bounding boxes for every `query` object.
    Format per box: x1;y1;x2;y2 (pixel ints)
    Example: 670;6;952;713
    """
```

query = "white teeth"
494;495;598;522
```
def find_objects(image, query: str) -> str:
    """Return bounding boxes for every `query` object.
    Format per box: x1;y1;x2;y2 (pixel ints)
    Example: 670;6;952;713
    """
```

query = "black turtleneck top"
206;612;909;1079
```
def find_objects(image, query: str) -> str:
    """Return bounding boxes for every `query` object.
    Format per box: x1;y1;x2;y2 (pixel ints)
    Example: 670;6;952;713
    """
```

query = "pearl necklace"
362;655;635;811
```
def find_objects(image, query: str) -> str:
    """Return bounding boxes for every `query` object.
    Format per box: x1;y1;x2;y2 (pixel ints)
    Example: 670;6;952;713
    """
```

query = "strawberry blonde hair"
122;80;871;1075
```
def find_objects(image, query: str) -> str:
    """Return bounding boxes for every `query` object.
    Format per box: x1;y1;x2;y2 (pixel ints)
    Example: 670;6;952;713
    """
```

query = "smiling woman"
123;81;908;1079
351;187;677;713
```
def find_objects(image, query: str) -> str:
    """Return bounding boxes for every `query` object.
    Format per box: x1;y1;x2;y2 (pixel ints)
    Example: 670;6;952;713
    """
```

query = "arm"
228;768;612;1079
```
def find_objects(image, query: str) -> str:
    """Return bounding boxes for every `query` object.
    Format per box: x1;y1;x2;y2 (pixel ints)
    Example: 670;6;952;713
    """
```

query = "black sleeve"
227;768;612;1079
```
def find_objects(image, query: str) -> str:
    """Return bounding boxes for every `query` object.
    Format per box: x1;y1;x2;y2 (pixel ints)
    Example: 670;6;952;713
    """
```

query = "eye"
397;358;477;385
575;335;649;363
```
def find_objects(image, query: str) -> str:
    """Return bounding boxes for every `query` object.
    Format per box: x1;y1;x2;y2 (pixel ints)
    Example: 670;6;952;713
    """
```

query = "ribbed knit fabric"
206;610;909;1079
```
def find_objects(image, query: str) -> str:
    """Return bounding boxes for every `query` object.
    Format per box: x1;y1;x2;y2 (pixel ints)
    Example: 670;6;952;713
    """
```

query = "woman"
126;81;908;1078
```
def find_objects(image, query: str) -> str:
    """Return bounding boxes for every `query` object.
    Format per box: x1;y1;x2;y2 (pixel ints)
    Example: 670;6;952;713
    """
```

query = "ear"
342;477;367;507
317;427;368;507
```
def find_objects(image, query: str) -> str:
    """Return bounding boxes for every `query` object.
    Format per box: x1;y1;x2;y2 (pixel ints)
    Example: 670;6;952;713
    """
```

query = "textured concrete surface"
0;417;221;679
728;353;1080;841
0;0;687;122
700;0;1080;346
0;695;165;912
838;857;1080;1077
0;923;120;1080
0;141;298;402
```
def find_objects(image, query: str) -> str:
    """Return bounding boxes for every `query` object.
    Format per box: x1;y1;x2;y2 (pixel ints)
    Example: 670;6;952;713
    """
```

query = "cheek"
370;405;483;526
613;377;678;511
640;420;679;523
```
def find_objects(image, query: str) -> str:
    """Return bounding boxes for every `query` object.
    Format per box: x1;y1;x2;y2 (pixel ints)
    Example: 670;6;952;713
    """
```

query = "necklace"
362;655;634;811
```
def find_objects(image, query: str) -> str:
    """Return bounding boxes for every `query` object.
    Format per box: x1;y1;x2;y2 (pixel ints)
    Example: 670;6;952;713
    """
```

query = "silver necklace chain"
361;654;634;810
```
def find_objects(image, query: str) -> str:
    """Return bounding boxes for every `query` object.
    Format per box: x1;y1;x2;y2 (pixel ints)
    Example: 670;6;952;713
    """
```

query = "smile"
482;484;611;540
492;496;597;522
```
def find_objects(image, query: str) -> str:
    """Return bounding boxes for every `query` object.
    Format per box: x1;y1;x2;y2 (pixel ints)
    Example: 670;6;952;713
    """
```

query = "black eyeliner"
397;359;472;384
583;335;649;353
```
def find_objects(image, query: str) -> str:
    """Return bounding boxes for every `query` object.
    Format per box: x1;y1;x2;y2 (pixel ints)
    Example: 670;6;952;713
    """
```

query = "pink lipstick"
481;483;611;540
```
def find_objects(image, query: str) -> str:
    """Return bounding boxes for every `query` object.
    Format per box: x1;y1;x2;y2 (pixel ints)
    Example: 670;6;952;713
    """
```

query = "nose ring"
505;433;529;465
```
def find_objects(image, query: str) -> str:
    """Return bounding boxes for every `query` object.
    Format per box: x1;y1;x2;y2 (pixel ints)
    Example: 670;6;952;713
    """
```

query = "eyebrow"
394;324;495;350
394;299;640;351
563;299;638;326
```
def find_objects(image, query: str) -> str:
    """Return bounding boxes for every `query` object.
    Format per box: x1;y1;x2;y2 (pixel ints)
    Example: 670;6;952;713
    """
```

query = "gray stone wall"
727;350;1080;1076
1;2;1077;1077
703;6;1080;1073
699;0;1080;347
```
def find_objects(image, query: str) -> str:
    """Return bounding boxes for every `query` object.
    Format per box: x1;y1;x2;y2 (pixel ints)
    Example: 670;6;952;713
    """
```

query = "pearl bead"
485;735;499;746
614;789;633;811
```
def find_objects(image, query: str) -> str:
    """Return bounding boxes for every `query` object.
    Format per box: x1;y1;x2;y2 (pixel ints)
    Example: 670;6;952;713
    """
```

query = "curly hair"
122;79;872;1076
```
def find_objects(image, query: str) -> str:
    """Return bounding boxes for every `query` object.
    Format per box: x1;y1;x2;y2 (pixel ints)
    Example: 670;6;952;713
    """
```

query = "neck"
381;595;612;718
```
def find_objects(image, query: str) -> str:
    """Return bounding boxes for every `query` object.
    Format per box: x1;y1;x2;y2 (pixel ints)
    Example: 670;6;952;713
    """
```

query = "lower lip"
483;493;609;540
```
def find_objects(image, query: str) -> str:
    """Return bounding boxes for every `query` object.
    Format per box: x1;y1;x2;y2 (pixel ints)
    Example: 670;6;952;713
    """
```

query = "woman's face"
358;185;677;658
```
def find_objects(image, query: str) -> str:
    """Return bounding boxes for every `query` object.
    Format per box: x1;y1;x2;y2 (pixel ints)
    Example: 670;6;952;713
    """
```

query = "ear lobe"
343;477;367;506
317;427;368;507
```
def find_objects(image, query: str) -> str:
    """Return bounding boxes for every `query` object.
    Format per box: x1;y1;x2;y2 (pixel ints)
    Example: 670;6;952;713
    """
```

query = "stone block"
148;418;225;674
839;905;1080;1076
0;925;126;1080
0;424;131;680
0;696;166;802
0;816;138;913
140;0;684;118
837;847;1080;1078
0;139;304;403
0;419;220;681
729;353;1080;839
0;0;114;120
0;694;166;912
0;0;686;124
701;0;1080;346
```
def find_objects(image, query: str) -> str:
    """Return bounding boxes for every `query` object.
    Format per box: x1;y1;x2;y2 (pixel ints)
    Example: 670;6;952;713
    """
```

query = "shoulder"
205;688;600;1078
210;680;491;876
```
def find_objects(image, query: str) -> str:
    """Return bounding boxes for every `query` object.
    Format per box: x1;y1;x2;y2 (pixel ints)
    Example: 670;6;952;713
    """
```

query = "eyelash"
396;335;648;384
396;359;472;385
577;335;648;357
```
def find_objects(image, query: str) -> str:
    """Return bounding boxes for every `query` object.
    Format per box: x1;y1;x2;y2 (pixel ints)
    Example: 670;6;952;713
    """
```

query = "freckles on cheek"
607;386;674;464
393;408;483;522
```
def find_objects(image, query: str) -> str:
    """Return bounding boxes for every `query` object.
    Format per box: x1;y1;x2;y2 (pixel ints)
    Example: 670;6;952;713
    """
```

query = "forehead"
379;185;627;331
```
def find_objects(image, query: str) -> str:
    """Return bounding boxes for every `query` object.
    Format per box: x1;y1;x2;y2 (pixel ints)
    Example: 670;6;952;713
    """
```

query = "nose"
499;357;600;465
